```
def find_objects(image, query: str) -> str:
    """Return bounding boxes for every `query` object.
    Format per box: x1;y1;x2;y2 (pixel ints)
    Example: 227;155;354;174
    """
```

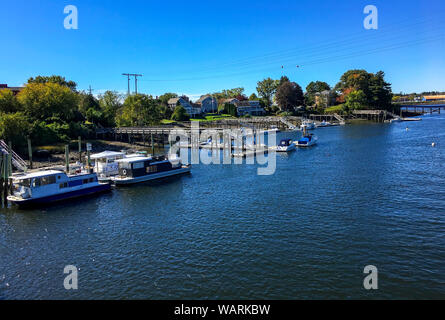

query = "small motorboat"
300;120;316;131
276;139;296;152
317;120;333;128
295;134;318;147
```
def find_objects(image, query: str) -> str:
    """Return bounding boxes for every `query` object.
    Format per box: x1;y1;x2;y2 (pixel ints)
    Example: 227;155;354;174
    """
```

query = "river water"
1;115;444;299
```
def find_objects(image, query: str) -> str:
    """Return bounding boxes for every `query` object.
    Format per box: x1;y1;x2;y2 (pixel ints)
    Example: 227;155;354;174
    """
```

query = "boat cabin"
279;139;293;147
90;151;126;177
115;156;180;179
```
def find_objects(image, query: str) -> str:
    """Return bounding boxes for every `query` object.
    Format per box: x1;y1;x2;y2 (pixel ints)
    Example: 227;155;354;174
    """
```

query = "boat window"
17;179;31;187
120;162;131;169
132;162;145;170
32;179;41;187
146;165;158;173
60;182;68;189
83;179;89;184
89;177;94;183
40;175;56;186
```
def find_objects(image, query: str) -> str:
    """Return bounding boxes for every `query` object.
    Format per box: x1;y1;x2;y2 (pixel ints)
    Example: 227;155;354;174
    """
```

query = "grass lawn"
190;114;235;122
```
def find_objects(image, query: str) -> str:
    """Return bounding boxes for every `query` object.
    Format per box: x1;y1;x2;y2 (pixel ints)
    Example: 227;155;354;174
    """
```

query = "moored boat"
295;134;318;147
276;139;296;152
111;155;191;186
300;120;316;131
7;170;111;206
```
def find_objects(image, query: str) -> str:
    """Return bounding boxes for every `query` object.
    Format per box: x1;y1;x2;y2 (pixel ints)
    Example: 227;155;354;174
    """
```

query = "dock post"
65;145;70;173
1;153;5;207
27;137;33;170
8;142;12;177
151;133;154;156
78;136;82;163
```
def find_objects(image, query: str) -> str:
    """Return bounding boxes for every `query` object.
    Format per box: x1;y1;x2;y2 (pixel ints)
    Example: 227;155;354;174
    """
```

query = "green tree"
116;94;161;127
171;105;190;121
368;71;393;110
344;90;368;112
78;92;100;116
0;89;21;113
159;93;178;106
275;78;304;112
27;75;77;91
17;83;79;122
256;78;279;107
0;112;31;148
99;91;123;127
249;93;258;101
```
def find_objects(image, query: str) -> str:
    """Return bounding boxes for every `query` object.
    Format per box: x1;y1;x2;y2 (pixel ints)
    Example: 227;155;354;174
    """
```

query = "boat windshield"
15;179;31;187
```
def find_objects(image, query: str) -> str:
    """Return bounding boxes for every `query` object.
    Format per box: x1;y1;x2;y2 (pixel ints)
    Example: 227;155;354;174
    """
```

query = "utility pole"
88;85;94;95
122;73;143;95
134;74;143;94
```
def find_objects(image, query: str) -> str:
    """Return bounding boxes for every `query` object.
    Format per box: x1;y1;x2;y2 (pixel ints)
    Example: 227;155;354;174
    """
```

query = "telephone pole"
88;85;93;95
122;73;131;96
122;73;143;95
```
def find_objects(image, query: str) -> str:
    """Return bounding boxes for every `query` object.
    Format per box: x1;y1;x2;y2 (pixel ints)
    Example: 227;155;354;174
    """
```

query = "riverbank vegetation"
0;69;396;152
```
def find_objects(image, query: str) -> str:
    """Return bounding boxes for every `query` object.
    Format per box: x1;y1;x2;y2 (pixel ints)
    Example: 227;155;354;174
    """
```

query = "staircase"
280;118;298;130
333;113;346;125
0;140;27;172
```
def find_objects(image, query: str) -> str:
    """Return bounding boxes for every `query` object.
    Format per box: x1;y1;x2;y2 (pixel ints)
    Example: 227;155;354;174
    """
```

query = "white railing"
0;140;27;171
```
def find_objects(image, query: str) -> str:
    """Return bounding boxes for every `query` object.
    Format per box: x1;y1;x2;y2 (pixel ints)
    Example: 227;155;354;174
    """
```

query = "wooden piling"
27;137;33;170
78;136;82;162
65;145;70;173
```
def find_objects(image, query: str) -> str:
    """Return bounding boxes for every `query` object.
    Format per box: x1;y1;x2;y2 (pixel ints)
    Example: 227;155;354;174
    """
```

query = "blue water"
1;115;445;299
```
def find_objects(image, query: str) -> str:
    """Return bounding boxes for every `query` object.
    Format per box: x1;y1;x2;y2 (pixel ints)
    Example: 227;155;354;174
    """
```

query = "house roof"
196;95;213;103
168;98;181;104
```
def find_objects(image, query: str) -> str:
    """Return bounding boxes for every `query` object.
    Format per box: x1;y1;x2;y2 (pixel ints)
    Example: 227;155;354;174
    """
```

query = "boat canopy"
90;151;125;160
279;139;292;146
11;170;63;180
115;156;152;164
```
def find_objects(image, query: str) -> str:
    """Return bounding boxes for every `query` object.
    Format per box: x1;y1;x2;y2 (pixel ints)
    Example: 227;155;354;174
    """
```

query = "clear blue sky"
1;0;444;100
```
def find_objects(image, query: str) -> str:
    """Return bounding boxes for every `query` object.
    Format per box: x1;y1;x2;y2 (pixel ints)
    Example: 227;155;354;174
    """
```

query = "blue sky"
1;0;444;100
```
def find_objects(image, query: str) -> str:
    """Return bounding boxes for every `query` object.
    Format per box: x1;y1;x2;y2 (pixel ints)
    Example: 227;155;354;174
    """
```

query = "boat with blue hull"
7;170;111;206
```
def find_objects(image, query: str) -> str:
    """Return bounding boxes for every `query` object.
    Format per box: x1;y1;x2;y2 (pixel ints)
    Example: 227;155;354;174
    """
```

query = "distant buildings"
167;95;266;117
314;90;335;109
221;98;266;116
0;84;24;95
168;97;201;117
423;95;445;102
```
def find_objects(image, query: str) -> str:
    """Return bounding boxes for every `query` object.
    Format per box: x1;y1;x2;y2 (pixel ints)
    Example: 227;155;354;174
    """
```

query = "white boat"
316;120;333;128
276;139;296;152
300;120;316;130
111;155;191;186
90;151;151;181
295;134;318;147
90;151;126;179
7;170;111;207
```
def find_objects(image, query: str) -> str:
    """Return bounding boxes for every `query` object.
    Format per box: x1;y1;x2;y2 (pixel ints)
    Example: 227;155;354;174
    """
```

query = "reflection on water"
1;115;445;299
